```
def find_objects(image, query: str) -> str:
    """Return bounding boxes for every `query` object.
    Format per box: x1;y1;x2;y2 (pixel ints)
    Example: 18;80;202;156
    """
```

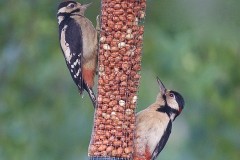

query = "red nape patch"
82;68;94;88
179;108;183;113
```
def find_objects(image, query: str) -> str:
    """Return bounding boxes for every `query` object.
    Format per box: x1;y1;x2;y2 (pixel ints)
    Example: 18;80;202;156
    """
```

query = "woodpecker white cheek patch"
57;16;64;25
57;8;66;14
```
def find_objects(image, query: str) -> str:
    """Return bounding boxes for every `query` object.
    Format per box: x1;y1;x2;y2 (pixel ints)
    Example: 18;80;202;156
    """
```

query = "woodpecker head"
156;77;185;121
57;1;91;18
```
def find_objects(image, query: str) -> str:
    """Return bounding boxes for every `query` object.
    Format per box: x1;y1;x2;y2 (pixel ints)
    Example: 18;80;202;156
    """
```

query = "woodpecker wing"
59;18;84;93
151;121;172;160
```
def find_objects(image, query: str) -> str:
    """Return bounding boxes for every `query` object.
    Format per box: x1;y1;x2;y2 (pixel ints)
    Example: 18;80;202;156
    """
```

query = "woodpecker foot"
96;15;108;35
96;15;101;32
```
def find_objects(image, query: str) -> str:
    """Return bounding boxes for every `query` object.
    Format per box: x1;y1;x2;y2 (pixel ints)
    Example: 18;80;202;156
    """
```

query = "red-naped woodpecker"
57;1;98;107
133;77;185;160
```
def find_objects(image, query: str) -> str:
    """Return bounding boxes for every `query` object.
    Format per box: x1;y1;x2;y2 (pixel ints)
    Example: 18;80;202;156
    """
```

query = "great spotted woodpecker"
133;77;185;160
57;1;98;107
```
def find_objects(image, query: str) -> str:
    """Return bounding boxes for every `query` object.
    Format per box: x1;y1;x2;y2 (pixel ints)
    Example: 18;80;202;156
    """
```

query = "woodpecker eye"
169;93;175;98
68;3;75;8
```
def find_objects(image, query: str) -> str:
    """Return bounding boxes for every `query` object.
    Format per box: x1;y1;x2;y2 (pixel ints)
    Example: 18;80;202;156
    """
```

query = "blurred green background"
0;0;239;159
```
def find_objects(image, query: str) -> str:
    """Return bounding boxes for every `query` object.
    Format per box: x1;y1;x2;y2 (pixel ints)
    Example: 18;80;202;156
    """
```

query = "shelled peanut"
89;0;146;158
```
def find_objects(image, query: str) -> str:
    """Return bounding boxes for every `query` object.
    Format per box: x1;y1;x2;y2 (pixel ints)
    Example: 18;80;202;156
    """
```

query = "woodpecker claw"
96;15;108;35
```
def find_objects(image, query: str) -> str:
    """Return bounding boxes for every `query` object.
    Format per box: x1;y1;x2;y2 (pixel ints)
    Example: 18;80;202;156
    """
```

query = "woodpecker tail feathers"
83;83;96;108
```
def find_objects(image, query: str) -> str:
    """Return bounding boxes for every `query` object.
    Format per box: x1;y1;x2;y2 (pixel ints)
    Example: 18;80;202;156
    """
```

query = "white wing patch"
71;59;79;68
76;69;80;76
60;25;72;63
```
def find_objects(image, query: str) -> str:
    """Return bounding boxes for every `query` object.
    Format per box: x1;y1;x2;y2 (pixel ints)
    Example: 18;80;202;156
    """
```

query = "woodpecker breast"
134;107;171;159
72;16;98;60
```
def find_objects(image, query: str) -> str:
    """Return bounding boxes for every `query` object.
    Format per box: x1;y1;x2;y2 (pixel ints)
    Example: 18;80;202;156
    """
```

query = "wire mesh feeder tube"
89;0;146;159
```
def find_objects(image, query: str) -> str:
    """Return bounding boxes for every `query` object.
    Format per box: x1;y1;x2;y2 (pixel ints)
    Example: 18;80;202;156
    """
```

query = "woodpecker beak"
157;77;166;95
82;2;92;8
79;2;92;15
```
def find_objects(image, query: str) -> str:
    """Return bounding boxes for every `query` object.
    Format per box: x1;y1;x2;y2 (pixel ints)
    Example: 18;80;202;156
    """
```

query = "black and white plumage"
133;77;185;160
57;1;98;107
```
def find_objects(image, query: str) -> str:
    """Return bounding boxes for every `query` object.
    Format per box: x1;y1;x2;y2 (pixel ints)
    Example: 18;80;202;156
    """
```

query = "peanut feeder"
89;0;146;159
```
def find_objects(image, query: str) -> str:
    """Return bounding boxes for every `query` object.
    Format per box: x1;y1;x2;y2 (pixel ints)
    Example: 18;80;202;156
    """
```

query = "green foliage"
0;0;239;159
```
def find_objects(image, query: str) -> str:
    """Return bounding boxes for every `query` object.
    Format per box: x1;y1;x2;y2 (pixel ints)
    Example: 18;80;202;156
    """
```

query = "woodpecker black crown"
58;1;77;10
